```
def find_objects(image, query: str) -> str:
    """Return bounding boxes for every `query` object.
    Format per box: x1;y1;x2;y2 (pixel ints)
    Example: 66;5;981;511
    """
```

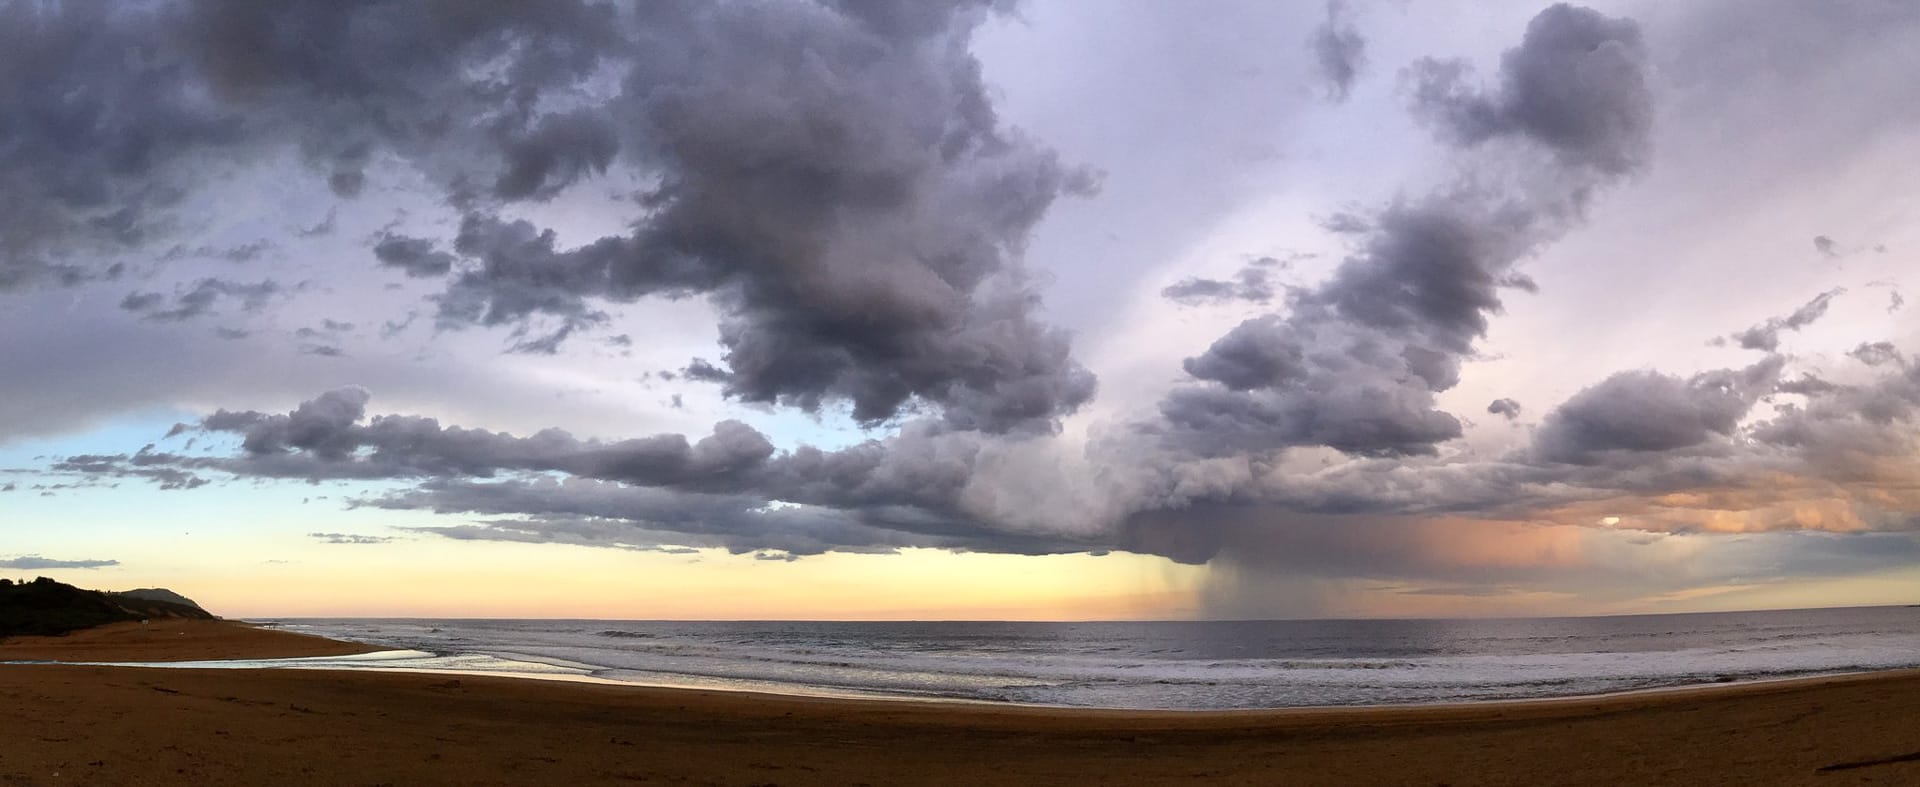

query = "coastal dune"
1;622;1917;786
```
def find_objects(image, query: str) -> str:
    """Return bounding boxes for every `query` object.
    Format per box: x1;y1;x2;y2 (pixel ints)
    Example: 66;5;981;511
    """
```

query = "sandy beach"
0;621;1914;785
0;619;381;662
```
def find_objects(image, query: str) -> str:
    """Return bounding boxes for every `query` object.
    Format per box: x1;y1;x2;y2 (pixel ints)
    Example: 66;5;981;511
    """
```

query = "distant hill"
111;587;205;610
0;577;216;639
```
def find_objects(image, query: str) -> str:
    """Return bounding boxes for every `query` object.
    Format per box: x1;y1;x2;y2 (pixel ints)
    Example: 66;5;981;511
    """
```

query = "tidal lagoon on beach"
6;618;1920;785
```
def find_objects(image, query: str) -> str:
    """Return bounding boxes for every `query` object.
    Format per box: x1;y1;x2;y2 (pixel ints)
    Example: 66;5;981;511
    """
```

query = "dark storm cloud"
0;2;236;291
2;0;1095;435
0;556;120;570
1161;257;1282;306
32;0;1920;598
1409;3;1652;174
1309;0;1367;102
1533;357;1782;464
118;279;284;322
1487;398;1522;420
1161;4;1653;459
415;1;1097;432
0;0;624;291
1724;288;1844;352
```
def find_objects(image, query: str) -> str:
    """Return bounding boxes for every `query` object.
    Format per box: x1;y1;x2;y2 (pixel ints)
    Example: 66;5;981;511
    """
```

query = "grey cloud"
1409;3;1652;174
68;332;1920;570
414;1;1096;433
370;474;1090;560
1309;0;1367;102
1;1;625;289
1751;354;1920;457
1534;357;1783;464
48;448;210;490
373;234;457;279
79;388;1109;558
1849;341;1904;367
192;387;781;487
1726;288;1843;351
309;532;396;545
5;1;1093;437
299;344;346;357
1162;257;1281;306
0;555;120;570
118;278;284;322
490;108;620;201
1814;235;1839;257
298;210;337;238
1776;373;1837;396
31;2;1920;598
0;2;239;291
1319;212;1370;235
1487;398;1522;420
1163;4;1653;460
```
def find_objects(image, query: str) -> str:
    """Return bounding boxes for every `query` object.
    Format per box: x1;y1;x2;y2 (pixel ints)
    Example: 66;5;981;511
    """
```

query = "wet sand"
2;622;1917;785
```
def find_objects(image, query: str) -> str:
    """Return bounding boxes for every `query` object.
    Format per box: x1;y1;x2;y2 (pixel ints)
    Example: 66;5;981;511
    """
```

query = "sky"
3;0;1919;620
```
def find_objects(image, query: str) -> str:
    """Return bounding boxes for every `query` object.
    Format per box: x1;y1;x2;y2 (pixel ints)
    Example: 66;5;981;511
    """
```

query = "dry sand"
0;619;380;662
3;621;1918;786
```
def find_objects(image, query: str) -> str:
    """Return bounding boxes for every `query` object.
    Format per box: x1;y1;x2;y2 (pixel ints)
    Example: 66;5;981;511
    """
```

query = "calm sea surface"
233;606;1920;709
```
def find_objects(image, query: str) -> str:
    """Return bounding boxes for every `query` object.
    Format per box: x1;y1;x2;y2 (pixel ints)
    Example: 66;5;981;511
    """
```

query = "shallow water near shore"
236;605;1920;710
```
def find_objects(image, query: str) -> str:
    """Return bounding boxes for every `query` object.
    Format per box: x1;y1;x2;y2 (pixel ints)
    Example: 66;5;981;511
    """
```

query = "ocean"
206;605;1920;710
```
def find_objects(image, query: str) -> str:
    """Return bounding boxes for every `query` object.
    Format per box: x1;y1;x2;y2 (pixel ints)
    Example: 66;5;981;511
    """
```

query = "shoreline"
16;619;1920;715
22;655;1920;721
5;622;1920;784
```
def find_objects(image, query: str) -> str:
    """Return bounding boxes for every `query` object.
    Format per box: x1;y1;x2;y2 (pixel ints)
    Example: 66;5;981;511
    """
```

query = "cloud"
372;234;457;279
5;1;1096;437
1161;257;1283;306
1814;235;1839;257
1850;341;1904;367
0;0;626;291
1409;3;1652;174
1162;4;1653;459
22;2;1920;618
0;556;120;570
1308;0;1367;102
118;278;286;323
1534;357;1782;464
404;2;1099;433
77;5;1692;572
1724;288;1844;351
309;532;396;545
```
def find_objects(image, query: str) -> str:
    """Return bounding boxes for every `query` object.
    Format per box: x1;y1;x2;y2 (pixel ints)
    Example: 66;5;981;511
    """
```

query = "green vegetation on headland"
0;577;214;639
